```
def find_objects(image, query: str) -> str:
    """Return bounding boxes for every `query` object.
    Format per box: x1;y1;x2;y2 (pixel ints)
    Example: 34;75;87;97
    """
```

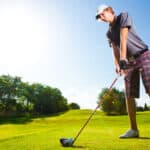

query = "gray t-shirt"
107;12;148;57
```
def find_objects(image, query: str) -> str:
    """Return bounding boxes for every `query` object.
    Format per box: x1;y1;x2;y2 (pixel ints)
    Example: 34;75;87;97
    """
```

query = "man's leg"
126;84;150;131
126;97;137;130
119;96;139;138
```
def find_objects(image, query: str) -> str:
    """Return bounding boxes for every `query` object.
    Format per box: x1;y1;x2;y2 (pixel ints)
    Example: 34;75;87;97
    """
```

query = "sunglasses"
96;14;101;20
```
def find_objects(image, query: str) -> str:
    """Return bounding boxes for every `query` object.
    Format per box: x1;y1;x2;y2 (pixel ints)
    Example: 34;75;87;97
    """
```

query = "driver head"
60;138;73;147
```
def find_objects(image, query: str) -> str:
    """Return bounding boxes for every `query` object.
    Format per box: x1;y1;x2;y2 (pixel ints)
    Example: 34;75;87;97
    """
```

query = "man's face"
98;10;113;23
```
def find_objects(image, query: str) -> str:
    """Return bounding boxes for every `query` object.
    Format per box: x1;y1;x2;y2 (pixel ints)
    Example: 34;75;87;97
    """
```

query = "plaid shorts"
124;50;150;98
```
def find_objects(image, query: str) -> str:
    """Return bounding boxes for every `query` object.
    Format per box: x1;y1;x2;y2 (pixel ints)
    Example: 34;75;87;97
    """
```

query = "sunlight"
0;5;48;65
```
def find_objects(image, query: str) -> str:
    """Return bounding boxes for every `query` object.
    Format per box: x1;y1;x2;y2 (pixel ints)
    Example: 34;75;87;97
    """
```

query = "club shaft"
72;75;119;144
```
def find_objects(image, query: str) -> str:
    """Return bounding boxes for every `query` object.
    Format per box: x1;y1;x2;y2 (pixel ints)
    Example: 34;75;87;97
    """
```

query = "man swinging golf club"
96;4;150;138
59;4;150;147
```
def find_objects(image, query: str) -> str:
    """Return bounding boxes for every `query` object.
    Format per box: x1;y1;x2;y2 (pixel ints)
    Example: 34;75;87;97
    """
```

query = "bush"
69;103;80;110
98;88;127;115
136;106;144;112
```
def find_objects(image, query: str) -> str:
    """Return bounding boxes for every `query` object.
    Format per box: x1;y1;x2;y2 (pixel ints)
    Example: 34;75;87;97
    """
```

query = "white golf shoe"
119;129;139;138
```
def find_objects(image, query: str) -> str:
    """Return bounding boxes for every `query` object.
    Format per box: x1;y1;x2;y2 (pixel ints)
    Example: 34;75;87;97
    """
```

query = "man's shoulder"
118;12;130;19
117;11;132;26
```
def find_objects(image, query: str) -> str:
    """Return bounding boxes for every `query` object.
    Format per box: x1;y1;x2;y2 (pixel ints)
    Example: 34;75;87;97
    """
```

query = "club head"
60;138;73;147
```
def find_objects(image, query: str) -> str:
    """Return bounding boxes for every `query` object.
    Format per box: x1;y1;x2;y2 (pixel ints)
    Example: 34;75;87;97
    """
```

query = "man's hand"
116;64;121;74
115;59;129;76
119;59;129;70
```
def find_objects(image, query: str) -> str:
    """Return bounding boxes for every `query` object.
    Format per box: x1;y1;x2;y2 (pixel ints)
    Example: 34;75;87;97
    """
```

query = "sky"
0;0;150;109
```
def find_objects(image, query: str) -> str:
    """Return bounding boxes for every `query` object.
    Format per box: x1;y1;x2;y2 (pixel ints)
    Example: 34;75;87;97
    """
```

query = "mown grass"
0;110;150;150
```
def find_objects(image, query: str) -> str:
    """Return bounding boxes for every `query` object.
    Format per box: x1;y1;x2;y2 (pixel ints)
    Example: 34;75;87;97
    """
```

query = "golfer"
96;4;150;138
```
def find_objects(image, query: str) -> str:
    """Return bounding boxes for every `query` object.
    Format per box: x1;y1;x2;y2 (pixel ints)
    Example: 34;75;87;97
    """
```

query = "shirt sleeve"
120;12;132;28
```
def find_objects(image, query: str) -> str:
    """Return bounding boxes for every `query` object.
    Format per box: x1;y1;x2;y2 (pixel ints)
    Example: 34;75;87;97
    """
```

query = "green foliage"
0;74;69;116
136;103;150;112
69;102;80;109
98;88;127;115
136;106;144;112
0;75;22;112
144;103;150;111
33;87;68;114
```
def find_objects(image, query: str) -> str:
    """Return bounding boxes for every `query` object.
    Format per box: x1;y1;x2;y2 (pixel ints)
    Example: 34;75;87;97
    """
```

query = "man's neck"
109;15;117;26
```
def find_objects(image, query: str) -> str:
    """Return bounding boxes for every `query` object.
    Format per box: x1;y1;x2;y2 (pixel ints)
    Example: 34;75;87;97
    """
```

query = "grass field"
0;110;150;150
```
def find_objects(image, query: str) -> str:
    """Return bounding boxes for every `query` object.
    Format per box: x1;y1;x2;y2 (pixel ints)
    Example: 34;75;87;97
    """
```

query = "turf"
0;110;150;150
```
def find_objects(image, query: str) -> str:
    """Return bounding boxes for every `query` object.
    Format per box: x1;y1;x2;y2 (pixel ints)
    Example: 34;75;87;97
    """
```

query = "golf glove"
119;60;129;70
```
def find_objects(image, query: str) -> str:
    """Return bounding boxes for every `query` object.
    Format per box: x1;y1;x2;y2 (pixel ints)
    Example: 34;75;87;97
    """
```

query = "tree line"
0;75;70;116
1;74;148;117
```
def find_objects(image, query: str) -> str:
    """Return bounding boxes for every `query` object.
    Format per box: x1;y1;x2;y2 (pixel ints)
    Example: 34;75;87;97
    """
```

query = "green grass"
0;110;150;150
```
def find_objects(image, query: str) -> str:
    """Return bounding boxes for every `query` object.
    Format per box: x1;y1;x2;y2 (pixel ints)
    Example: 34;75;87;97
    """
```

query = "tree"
98;88;126;115
136;106;144;112
69;102;80;109
21;82;37;112
33;86;68;114
144;103;149;111
0;75;22;112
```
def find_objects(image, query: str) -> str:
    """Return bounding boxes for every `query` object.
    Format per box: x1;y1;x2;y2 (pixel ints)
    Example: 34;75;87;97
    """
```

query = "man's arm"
112;42;120;66
118;27;130;71
111;42;120;74
120;27;128;60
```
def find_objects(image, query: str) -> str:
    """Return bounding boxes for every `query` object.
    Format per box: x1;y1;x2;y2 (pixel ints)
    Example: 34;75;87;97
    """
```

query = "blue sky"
0;0;150;108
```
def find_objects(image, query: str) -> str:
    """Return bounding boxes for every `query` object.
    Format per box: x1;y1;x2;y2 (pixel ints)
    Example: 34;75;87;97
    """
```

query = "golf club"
60;75;119;147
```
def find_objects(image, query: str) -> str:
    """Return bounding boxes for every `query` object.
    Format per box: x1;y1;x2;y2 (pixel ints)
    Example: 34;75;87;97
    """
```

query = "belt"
132;49;148;59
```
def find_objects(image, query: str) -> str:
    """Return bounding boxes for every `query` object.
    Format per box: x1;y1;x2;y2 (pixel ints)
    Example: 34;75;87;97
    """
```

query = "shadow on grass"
119;137;150;140
72;145;86;149
139;137;150;140
0;116;33;124
61;145;85;149
0;111;67;125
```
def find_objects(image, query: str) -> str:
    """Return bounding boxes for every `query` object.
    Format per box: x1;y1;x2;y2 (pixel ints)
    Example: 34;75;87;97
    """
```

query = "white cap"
96;4;109;19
